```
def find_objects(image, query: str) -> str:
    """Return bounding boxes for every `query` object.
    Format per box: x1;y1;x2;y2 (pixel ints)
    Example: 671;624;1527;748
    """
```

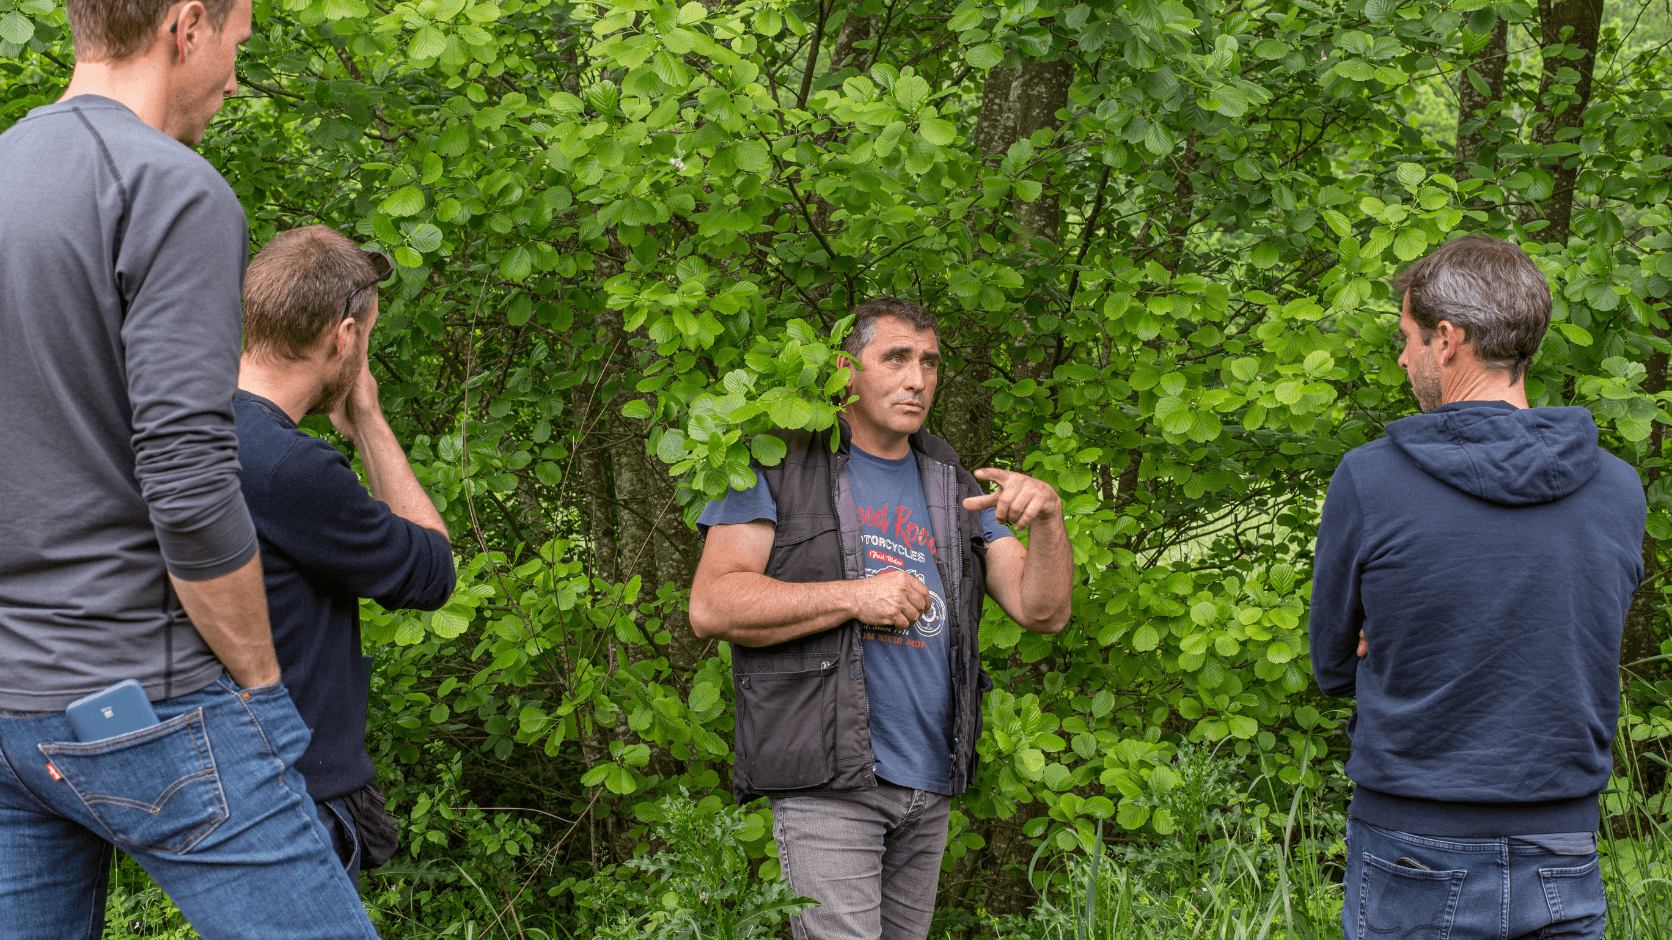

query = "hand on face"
327;354;381;440
961;468;1062;529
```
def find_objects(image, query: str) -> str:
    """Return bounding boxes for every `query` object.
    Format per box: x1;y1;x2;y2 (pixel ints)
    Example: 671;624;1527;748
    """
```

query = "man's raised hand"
851;569;932;629
962;468;1062;529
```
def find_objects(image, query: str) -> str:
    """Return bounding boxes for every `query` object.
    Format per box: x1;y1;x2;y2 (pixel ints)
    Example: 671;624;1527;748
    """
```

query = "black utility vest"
728;421;993;803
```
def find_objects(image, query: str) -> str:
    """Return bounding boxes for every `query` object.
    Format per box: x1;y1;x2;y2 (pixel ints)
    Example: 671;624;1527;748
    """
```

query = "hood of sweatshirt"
1383;400;1602;506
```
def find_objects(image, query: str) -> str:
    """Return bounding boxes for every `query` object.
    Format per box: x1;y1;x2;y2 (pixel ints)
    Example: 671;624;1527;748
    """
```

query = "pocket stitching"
81;767;218;813
1358;851;1468;940
39;710;229;854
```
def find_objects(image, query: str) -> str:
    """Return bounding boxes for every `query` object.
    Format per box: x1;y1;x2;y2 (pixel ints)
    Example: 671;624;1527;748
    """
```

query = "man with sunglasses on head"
235;225;457;881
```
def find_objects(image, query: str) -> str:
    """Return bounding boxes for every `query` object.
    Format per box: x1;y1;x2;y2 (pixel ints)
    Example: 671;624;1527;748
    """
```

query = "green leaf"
1132;625;1160;651
893;75;930;111
1116;801;1151;830
966;43;1004;68
499;246;533;281
751;433;788;466
408;26;447;60
918;118;956;146
0;11;35;44
656;428;687;463
689;683;720;712
732;139;769;172
380;186;426;217
1333;59;1376;81
1555;322;1593;346
621;399;652;420
1393;227;1428;261
408;223;444;253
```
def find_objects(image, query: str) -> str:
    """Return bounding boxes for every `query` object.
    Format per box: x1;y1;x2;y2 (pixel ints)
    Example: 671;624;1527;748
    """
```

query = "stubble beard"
1411;357;1443;413
309;356;362;417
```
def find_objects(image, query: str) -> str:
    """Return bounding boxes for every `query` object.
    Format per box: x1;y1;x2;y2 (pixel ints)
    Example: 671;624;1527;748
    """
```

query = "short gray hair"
842;297;939;357
1391;234;1551;382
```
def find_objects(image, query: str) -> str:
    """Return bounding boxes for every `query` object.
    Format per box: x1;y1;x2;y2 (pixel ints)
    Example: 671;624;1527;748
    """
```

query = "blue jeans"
1343;819;1606;940
0;675;378;939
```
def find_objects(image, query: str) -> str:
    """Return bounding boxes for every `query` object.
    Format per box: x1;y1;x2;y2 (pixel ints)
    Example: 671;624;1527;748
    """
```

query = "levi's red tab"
45;762;61;781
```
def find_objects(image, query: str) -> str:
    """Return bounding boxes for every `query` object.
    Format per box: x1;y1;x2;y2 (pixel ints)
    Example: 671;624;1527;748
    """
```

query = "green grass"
964;732;1671;940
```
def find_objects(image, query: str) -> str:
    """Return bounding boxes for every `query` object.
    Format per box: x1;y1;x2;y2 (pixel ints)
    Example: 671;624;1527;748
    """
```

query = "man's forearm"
170;553;280;688
690;572;857;647
1015;516;1074;632
352;415;449;537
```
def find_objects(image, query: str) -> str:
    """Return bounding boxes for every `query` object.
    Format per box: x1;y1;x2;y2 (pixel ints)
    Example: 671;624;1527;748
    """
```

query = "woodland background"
3;0;1672;934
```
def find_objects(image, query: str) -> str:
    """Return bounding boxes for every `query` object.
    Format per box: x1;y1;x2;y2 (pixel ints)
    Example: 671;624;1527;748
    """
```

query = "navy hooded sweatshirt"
1310;400;1645;836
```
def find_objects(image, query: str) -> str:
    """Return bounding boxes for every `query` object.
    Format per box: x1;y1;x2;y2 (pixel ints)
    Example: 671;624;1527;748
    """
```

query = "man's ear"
1433;320;1463;366
171;0;208;61
332;318;358;360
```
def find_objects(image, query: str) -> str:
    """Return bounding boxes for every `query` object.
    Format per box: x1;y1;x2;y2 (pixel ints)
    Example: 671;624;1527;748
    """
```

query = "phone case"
65;679;160;742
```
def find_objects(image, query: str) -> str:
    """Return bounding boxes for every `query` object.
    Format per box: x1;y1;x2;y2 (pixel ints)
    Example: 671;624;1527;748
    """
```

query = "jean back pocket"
1539;857;1605;928
1358;851;1466;940
734;661;839;791
38;707;228;854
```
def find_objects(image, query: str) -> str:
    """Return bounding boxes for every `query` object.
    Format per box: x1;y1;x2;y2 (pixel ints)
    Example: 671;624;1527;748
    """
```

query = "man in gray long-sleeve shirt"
0;0;379;936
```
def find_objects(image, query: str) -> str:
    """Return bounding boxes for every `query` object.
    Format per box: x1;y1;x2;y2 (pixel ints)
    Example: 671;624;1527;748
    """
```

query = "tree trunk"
828;12;873;76
1010;59;1073;243
1454;15;1510;179
934;356;994;469
1523;0;1605;244
1621;330;1669;679
972;65;1019;158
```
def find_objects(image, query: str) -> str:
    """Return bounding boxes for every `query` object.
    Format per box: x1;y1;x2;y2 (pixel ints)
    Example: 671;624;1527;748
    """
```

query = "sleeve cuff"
158;492;261;581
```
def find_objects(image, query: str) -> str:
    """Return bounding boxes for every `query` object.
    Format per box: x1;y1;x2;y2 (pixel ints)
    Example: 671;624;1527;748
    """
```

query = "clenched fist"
851;569;931;629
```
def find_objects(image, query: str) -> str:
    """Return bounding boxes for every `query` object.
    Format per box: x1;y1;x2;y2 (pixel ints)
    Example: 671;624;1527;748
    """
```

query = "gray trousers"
771;782;952;940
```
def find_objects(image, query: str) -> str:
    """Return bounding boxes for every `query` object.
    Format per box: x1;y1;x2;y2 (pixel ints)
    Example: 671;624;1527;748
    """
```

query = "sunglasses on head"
341;250;395;322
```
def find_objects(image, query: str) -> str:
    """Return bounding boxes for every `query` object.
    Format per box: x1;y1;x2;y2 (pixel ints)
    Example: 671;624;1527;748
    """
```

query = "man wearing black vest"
689;298;1074;940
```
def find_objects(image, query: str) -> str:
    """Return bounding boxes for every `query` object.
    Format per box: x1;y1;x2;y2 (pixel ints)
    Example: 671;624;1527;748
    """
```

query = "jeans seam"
230;685;280;759
0;732;59;815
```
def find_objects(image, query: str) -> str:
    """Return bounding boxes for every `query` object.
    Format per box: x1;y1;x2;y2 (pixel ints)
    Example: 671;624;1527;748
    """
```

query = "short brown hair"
842;297;939;357
67;0;234;62
243;226;379;361
1391;234;1552;382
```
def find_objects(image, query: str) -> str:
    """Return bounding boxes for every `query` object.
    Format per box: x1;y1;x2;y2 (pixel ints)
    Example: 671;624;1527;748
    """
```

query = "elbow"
1023;599;1072;635
688;590;718;640
1026;613;1070;635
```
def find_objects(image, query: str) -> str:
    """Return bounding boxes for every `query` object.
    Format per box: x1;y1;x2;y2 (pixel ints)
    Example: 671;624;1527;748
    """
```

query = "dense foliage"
4;0;1671;930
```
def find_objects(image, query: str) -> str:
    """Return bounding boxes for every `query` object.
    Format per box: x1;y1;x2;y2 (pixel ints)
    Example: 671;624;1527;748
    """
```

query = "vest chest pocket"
734;660;839;791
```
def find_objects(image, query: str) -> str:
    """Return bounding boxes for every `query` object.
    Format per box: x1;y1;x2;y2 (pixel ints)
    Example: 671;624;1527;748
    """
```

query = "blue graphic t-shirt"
698;444;1013;794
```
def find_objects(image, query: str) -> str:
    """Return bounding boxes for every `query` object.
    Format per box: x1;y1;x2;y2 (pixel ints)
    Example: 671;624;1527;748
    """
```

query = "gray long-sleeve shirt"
0;95;258;709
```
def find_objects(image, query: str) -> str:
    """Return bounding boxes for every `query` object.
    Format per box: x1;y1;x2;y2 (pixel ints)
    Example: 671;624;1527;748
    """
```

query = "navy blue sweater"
1310;401;1644;836
235;392;456;801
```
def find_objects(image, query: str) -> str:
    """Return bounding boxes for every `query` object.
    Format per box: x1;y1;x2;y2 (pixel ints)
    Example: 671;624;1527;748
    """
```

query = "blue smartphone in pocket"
65;679;160;742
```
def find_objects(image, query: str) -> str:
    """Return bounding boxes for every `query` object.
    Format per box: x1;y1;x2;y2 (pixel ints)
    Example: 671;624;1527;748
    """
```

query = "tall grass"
976;724;1672;940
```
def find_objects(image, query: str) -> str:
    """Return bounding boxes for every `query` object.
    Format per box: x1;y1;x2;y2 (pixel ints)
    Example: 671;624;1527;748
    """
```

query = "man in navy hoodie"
1311;234;1645;940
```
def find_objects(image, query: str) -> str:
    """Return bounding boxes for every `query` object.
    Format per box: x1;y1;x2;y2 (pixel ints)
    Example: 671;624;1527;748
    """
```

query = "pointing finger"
962;491;1001;512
